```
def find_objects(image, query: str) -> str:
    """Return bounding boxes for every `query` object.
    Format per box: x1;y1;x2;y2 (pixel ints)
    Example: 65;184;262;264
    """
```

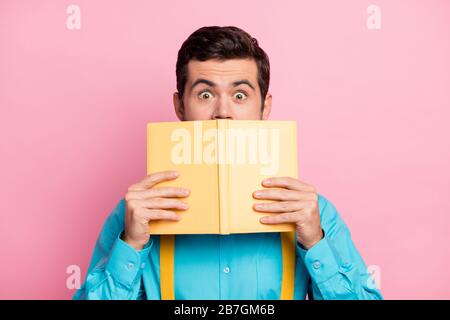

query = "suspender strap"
159;232;295;300
279;231;296;300
159;235;175;300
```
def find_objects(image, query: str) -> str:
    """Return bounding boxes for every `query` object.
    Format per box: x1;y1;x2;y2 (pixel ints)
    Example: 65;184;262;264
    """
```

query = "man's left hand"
253;177;323;250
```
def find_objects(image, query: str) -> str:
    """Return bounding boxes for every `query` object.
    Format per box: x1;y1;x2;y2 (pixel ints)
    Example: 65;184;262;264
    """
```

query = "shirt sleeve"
72;199;153;300
296;194;383;300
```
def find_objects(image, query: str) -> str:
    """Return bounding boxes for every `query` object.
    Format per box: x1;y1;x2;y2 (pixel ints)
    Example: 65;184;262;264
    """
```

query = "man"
74;26;382;300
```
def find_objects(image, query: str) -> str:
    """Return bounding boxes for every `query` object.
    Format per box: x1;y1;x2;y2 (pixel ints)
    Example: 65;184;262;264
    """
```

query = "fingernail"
263;179;271;185
254;204;263;209
254;191;262;198
260;217;268;223
182;189;190;195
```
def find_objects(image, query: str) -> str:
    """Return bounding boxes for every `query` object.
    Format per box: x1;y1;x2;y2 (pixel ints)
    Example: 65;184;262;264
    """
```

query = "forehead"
186;58;258;85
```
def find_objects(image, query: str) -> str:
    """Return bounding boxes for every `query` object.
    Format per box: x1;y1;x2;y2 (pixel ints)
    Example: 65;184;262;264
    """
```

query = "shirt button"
342;262;351;269
127;263;134;270
223;266;230;274
140;262;146;269
312;261;321;269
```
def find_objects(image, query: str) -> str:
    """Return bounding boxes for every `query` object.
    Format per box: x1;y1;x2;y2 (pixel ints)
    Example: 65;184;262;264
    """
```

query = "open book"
146;120;298;235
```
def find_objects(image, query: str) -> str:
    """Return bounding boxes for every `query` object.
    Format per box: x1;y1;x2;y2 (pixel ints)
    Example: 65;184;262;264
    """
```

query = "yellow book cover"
146;120;298;235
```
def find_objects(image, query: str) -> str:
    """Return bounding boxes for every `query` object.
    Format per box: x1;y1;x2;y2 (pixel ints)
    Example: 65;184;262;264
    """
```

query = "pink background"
1;0;449;299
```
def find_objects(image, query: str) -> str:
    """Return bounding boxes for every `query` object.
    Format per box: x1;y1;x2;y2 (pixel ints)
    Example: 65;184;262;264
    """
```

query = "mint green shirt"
73;194;382;300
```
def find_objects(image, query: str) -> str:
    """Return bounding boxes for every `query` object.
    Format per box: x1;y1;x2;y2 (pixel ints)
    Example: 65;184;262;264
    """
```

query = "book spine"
217;119;229;234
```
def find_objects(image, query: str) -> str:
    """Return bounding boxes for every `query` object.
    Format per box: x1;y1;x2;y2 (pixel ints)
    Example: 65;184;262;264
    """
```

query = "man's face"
174;58;272;121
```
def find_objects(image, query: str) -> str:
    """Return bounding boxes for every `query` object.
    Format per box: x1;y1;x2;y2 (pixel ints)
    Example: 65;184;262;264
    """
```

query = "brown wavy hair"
176;26;270;105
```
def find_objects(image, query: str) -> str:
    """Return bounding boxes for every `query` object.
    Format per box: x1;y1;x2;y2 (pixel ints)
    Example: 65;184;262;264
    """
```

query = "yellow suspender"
159;235;176;300
159;232;295;300
279;231;295;300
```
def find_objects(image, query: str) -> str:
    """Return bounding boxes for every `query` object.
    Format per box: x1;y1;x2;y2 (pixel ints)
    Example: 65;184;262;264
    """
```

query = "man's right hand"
122;170;190;250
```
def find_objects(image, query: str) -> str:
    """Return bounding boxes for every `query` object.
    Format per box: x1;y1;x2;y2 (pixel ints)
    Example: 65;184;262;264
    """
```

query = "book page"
223;120;297;234
147;120;220;234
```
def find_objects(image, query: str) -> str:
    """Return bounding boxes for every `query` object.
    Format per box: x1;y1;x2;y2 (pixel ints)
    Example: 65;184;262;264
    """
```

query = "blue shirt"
73;194;382;300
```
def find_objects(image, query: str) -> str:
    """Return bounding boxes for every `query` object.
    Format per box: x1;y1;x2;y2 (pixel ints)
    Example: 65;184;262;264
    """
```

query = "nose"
212;99;233;120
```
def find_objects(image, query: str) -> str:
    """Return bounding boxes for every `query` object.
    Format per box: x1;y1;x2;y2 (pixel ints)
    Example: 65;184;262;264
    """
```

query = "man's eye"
234;92;247;101
199;91;213;100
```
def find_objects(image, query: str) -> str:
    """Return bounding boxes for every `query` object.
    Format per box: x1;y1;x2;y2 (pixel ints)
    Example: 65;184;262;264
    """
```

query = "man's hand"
123;170;190;250
253;177;323;250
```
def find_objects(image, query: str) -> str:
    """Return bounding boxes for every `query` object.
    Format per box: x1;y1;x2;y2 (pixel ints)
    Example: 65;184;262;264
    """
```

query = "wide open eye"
198;91;213;100
234;91;248;101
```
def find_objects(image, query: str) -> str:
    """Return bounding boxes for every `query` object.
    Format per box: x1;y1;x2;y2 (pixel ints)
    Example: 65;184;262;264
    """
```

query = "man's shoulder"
317;193;341;223
317;193;334;212
100;198;126;234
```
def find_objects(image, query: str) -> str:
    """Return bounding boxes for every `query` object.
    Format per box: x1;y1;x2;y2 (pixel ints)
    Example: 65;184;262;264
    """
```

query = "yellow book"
146;120;298;235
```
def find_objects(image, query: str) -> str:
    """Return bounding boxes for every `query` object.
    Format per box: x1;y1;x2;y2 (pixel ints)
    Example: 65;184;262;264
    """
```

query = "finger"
128;171;179;191
253;200;313;213
126;187;190;200
261;177;316;192
138;198;189;210
253;189;316;201
140;208;182;221
259;212;302;224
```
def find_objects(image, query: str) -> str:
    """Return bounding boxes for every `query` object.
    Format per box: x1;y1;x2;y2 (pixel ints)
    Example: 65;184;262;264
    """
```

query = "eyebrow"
190;78;256;91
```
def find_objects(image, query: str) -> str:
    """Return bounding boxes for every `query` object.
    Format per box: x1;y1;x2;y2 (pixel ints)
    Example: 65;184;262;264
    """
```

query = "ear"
173;92;185;121
261;92;272;120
